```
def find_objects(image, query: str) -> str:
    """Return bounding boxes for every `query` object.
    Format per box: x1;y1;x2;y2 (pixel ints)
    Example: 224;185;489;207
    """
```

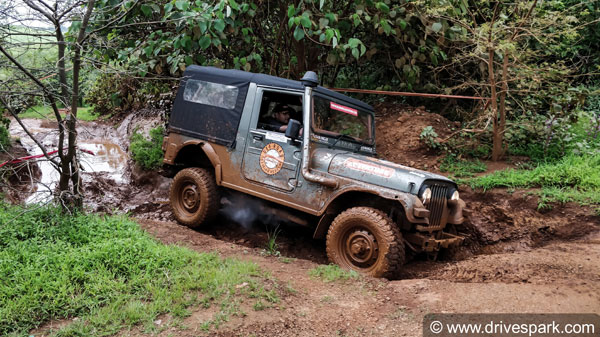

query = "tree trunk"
488;48;502;161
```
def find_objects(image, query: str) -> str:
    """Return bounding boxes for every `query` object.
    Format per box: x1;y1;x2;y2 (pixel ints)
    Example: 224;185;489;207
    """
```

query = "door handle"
253;134;264;141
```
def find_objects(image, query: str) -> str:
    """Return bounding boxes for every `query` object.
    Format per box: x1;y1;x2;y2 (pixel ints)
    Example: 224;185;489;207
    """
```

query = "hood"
311;149;455;194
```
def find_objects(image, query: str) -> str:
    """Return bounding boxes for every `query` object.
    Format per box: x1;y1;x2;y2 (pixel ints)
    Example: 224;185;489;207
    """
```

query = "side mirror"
285;119;301;140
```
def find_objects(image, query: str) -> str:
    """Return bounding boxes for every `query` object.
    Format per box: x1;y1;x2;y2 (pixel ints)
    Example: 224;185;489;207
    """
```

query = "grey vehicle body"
163;66;465;277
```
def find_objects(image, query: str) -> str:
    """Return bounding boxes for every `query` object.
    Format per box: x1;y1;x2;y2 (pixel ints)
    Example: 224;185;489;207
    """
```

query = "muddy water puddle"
8;118;129;203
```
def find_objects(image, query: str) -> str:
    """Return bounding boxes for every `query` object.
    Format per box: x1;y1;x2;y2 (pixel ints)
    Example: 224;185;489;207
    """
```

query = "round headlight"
451;190;460;201
421;188;432;204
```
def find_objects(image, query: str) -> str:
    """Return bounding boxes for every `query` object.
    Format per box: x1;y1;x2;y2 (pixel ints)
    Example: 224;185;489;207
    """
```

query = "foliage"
439;155;487;178
420;126;440;150
0;116;9;152
309;264;359;282
0;203;275;336
130;127;165;170
85;71;174;116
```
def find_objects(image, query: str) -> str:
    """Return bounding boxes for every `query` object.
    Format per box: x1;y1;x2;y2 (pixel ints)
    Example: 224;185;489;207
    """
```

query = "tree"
0;0;96;209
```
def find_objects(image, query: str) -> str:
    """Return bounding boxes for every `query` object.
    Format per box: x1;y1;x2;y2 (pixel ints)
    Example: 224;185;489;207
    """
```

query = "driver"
265;103;291;132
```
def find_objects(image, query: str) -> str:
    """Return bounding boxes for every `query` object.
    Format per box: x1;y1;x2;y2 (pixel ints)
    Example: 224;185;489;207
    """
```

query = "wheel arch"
313;189;410;239
170;141;222;184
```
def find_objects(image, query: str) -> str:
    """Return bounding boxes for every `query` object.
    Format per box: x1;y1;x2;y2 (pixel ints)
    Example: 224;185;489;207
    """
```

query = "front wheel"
326;207;405;278
169;167;219;228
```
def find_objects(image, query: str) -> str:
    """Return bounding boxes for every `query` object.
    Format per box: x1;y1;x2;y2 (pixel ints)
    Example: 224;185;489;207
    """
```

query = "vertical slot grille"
426;184;447;229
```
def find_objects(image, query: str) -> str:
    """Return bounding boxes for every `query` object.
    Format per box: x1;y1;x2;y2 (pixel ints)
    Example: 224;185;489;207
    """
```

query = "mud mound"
374;103;456;171
0;142;41;203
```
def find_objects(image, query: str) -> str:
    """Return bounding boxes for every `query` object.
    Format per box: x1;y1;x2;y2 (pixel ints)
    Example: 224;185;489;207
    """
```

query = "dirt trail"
129;219;599;337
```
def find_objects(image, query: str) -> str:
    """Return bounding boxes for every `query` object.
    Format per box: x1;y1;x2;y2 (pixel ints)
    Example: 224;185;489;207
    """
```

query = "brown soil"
0;141;41;203
374;103;456;172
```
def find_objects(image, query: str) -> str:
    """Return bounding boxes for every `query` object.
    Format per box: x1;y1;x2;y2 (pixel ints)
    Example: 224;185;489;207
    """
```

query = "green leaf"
348;38;360;48
432;22;442;33
214;19;226;32
185;55;193;65
352;48;359;60
300;15;311;28
140;4;152;17
288;17;294;29
430;53;438;66
325;29;334;42
199;35;211;49
143;46;153;57
376;2;389;13
199;21;207;33
164;3;173;13
229;0;239;10
175;0;189;11
360;44;366;56
319;0;325;9
319;18;329;29
398;19;407;30
293;25;305;41
287;4;295;17
319;33;326;42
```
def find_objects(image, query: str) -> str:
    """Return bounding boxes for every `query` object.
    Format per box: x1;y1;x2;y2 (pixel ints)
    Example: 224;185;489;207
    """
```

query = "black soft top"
170;66;374;147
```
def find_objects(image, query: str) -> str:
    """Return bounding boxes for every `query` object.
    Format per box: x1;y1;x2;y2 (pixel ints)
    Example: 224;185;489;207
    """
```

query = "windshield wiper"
330;134;356;149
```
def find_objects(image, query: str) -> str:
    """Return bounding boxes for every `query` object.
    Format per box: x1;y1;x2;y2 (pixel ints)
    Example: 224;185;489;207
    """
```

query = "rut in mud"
4;105;600;272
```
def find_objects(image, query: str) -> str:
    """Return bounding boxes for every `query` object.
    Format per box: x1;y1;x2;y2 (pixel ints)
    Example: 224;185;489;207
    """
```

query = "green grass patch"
20;106;98;121
465;154;600;208
130;127;164;170
309;264;359;283
439;155;487;178
0;204;275;336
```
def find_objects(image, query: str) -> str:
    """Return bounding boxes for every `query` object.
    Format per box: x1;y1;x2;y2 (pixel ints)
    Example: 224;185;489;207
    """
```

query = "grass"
464;154;600;209
20;106;98;121
262;225;281;257
309;264;359;283
439;155;487;178
0;204;277;336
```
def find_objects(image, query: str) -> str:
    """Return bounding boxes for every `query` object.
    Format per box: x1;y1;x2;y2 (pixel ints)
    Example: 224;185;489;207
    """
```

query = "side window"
183;79;238;109
256;91;302;133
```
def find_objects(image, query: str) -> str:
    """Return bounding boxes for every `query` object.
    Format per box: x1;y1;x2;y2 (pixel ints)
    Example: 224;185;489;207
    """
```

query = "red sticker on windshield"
330;102;358;116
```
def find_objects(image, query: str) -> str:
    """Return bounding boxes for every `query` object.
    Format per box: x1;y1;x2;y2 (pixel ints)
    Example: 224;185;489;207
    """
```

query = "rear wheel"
326;207;405;278
170;167;219;228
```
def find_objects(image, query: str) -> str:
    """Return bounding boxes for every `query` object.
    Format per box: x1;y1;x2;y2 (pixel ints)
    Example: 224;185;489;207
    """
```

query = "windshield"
312;95;374;144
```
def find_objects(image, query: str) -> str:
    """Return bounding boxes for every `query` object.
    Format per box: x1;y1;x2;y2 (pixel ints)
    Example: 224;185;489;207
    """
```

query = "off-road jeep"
162;66;465;277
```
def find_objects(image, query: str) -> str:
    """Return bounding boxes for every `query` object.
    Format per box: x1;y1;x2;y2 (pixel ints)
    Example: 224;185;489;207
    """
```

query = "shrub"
0;126;9;152
130;126;164;170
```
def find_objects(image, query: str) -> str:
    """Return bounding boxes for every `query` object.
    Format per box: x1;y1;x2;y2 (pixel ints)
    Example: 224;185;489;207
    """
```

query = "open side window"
255;90;302;133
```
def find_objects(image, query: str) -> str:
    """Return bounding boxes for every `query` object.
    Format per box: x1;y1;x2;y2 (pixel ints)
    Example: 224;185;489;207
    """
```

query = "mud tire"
170;167;219;228
326;207;405;278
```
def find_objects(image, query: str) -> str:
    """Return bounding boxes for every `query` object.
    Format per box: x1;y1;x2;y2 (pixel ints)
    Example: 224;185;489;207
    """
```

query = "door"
242;88;303;192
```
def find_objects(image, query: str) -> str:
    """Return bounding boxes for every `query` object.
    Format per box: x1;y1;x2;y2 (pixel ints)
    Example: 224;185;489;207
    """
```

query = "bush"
0;125;9;152
130;126;164;170
85;72;174;116
0;115;10;152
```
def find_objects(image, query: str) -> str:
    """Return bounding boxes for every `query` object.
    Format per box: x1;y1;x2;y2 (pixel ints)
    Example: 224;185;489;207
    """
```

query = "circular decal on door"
259;143;285;175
